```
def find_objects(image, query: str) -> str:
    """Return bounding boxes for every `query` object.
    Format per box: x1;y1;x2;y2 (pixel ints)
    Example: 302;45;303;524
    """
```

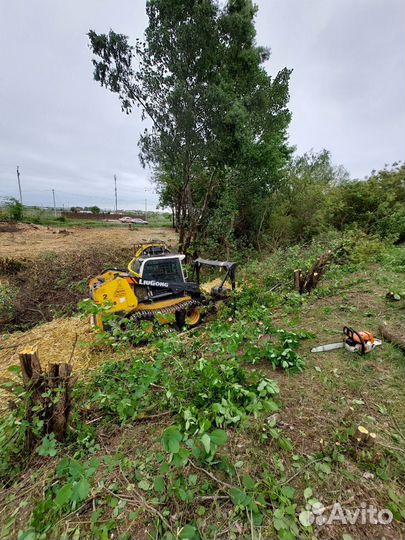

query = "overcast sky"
0;0;404;210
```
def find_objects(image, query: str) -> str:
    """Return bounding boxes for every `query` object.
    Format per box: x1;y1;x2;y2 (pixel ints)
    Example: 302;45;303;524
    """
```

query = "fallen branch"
281;457;324;485
136;411;172;422
189;459;234;491
104;486;172;531
177;325;204;338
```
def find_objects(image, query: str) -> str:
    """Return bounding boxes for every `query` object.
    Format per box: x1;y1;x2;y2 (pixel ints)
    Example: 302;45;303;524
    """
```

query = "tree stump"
19;347;74;451
294;251;333;294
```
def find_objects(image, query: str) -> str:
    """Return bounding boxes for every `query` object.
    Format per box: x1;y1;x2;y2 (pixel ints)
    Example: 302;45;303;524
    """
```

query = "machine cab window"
141;257;185;283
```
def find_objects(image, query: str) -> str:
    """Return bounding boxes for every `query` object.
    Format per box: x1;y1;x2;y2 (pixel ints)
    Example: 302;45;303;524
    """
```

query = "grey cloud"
0;0;403;209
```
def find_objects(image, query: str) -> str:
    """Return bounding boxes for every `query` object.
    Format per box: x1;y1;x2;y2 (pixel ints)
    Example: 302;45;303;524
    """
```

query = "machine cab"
129;254;187;285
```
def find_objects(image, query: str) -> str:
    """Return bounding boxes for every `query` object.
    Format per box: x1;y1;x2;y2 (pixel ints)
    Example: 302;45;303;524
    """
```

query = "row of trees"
264;154;404;248
88;0;404;255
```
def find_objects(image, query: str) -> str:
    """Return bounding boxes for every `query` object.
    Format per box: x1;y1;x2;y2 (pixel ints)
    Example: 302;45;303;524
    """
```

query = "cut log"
379;321;405;353
19;347;46;451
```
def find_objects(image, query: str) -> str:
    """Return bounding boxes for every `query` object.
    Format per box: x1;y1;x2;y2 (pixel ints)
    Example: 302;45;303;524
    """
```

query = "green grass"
0;237;404;539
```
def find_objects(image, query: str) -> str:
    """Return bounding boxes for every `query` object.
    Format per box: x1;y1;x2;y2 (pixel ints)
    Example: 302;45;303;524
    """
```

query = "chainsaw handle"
343;326;353;339
343;326;366;354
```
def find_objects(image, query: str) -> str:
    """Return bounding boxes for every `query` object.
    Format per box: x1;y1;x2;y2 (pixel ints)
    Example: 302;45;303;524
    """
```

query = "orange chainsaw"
311;326;382;355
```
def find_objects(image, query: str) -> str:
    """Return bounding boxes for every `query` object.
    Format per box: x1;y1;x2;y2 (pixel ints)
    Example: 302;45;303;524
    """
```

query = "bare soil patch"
0;222;177;259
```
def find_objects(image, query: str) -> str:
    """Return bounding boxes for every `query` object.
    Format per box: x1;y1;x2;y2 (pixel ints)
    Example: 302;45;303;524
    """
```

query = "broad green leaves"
36;434;58;457
54;484;73;507
53;457;99;511
209;429;228;446
162;426;182;454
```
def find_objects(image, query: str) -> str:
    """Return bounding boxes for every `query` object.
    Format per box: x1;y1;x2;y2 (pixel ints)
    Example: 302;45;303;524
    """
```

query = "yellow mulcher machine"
89;243;236;330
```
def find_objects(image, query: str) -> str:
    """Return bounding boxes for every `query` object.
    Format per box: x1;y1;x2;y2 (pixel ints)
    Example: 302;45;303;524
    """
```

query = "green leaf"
229;487;249;507
388;489;400;504
162;426;182;454
160;462;170;475
138;479;151;491
188;474;198;486
210;429;227;446
7;365;21;374
303;487;313;500
66;459;84;481
72;478;90;502
55;483;73;506
201;433;211;454
281;485;295;500
242;475;255;491
318;462;331;475
278;437;293;452
153;476;165;494
17;530;36;540
172;448;190;467
36;434;58;457
179;524;198;540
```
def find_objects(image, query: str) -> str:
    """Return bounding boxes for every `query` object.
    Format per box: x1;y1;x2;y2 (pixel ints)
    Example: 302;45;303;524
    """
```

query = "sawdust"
0;316;113;408
0;222;177;259
200;277;225;294
200;277;241;294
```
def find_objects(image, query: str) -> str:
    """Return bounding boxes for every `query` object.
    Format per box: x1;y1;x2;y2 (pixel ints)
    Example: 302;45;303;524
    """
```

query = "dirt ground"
0;222;177;259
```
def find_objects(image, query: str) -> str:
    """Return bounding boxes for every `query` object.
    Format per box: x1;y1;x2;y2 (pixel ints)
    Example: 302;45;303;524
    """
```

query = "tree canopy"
88;0;292;253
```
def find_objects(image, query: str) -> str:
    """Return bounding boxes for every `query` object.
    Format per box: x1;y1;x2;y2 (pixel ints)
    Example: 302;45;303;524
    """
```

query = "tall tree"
88;0;292;253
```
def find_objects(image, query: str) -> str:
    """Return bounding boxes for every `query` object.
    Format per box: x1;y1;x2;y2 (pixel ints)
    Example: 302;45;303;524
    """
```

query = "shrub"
5;197;23;221
0;283;17;324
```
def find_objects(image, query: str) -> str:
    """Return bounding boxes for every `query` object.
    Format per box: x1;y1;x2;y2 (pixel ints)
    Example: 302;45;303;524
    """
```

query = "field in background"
0;221;177;259
0;205;173;229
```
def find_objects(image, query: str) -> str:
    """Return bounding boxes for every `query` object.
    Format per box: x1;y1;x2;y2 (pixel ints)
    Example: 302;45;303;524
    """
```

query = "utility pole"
52;189;57;217
16;166;23;204
114;174;118;213
145;198;147;221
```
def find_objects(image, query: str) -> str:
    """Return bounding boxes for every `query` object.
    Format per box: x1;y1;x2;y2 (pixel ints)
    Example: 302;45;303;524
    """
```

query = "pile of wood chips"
0;316;110;409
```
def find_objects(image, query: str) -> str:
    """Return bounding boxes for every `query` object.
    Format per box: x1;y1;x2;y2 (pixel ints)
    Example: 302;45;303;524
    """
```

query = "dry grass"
0;316;121;409
0;222;177;259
